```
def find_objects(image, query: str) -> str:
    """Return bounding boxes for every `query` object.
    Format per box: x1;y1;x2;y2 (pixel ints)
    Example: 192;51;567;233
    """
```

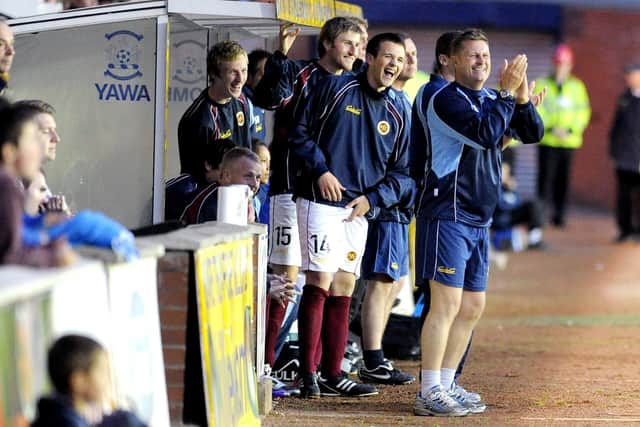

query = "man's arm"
507;102;545;144
434;89;516;150
252;53;306;110
365;106;416;210
409;85;430;187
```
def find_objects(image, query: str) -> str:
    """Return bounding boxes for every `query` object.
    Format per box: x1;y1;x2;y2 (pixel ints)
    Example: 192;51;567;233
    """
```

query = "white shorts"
296;198;368;276
268;194;302;267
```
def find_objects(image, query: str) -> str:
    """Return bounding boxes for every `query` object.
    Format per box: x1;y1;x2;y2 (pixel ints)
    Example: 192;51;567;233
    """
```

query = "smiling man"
289;32;414;399
410;29;544;417
178;40;252;185
252;17;363;377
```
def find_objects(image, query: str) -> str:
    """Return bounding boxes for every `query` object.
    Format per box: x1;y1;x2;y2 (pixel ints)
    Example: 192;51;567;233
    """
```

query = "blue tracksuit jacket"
411;80;544;227
289;72;414;210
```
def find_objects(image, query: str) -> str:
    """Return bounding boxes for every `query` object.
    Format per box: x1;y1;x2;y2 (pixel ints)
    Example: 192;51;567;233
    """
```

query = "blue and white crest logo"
104;30;144;81
172;39;206;84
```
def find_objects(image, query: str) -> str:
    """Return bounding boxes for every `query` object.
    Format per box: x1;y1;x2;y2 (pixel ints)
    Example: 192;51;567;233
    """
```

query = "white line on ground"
522;418;640;422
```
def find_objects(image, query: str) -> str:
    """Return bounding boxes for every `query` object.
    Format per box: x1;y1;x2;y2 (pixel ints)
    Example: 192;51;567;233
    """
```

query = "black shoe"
358;360;415;385
615;232;633;243
318;373;379;397
297;372;320;399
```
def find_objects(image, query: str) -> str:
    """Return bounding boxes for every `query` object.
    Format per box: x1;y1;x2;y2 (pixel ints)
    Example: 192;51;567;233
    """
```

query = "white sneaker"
413;385;470;417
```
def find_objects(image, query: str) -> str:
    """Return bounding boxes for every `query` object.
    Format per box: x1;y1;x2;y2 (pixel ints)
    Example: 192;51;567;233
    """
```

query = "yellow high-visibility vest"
535;74;591;149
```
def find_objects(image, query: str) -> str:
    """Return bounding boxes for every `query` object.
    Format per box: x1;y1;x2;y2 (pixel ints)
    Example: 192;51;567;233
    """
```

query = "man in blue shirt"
358;33;417;386
411;29;544;417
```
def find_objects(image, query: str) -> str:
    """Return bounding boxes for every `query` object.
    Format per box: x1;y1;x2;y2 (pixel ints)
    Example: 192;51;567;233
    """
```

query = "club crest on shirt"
377;120;390;136
236;111;245;126
347;251;357;261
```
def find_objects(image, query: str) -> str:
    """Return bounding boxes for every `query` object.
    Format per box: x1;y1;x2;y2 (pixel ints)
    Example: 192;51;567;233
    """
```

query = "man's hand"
44;195;71;216
345;195;370;222
279;23;301;56
515;70;530;104
528;80;548;107
500;54;527;95
317;172;345;202
268;273;300;307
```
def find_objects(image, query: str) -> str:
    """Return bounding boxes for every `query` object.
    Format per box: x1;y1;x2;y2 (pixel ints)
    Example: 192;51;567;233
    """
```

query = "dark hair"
247;49;271;77
206;40;247;82
366;32;405;58
0;101;40;160
220;147;259;171
434;30;463;73
203;139;236;171
317;16;363;58
47;334;104;395
451;28;488;55
13;99;56;115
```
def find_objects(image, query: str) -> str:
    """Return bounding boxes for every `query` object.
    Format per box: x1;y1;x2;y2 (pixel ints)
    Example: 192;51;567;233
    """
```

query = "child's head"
47;334;111;404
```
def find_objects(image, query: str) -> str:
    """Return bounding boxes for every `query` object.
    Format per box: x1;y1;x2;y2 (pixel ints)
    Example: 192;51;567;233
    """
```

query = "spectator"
0;20;15;96
0;99;76;267
492;147;545;249
180;147;261;225
536;44;591;227
254;141;271;225
178;40;253;185
31;334;147;427
244;50;271;142
609;63;640;242
14;100;70;216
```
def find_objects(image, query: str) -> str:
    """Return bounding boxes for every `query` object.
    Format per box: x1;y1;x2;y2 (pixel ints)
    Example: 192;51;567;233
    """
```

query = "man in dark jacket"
609;63;640;242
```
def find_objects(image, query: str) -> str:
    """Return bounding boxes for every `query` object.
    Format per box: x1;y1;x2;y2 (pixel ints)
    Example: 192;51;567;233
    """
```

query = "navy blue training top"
411;80;544;227
289;72;414;210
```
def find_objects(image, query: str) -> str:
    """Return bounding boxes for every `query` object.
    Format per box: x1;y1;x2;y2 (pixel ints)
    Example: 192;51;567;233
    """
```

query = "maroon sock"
265;298;288;367
314;340;323;371
298;285;329;374
321;296;352;378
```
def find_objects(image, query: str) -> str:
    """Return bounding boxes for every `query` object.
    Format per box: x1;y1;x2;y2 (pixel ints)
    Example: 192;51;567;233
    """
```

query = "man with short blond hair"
178;40;253;185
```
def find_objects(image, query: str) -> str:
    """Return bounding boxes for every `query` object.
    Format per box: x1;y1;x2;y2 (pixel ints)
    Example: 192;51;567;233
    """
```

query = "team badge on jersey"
347;251;357;262
236;111;245;126
391;262;399;270
377;120;390;136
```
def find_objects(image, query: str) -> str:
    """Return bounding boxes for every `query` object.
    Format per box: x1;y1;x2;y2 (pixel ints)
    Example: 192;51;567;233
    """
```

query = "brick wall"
564;8;640;210
157;251;190;423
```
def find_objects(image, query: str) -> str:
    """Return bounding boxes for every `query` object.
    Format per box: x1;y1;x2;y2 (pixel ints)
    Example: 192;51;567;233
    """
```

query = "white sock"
441;368;456;390
421;369;441;397
528;227;543;245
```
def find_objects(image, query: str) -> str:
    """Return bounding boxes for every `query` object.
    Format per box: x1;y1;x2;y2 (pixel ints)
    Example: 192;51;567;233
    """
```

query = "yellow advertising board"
276;0;336;28
195;239;259;427
335;1;364;19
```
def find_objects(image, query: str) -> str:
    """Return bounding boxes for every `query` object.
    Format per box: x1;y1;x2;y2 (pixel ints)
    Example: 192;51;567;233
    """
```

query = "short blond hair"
207;40;247;81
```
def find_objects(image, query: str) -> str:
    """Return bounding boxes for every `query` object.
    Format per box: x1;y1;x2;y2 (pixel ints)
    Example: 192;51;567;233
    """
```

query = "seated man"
0;99;75;267
492;147;545;250
180;147;262;225
165;139;235;221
